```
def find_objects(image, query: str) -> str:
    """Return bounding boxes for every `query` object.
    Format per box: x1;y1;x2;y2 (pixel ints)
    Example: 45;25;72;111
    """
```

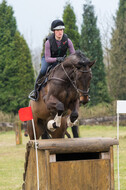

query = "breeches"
40;56;58;75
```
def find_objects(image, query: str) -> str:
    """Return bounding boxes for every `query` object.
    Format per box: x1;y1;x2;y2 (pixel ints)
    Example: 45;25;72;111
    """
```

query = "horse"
27;50;95;140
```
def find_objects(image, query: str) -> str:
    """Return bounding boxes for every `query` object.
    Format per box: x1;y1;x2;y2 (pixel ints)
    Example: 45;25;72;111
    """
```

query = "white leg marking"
47;120;56;132
54;114;62;127
67;117;79;127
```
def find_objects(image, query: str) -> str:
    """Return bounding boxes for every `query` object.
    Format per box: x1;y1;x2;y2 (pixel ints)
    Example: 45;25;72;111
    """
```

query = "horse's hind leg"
23;121;28;137
27;119;42;140
41;130;51;139
27;120;34;140
72;125;79;138
65;131;71;138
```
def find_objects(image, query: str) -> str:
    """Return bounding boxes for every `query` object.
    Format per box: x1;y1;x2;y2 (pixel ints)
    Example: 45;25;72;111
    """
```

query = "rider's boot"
29;71;43;101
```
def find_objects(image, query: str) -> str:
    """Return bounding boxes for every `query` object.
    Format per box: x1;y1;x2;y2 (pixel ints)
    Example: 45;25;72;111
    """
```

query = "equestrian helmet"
51;19;65;31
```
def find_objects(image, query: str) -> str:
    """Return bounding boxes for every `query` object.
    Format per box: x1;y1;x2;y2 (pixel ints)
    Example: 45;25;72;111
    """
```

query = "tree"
0;0;16;79
0;0;34;113
109;0;126;99
80;0;110;105
62;2;80;50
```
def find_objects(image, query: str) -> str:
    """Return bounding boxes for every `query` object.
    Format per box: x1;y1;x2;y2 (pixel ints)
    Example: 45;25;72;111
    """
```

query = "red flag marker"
18;107;33;121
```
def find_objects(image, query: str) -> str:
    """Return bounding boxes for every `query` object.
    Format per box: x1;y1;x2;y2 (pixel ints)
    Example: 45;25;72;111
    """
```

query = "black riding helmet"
51;19;65;31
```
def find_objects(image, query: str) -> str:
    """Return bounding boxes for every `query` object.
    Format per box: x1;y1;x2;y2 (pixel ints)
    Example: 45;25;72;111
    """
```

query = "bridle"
61;63;91;96
48;62;91;97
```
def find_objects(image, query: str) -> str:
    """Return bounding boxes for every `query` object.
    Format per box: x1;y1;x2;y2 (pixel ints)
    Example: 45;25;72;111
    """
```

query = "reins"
61;63;80;95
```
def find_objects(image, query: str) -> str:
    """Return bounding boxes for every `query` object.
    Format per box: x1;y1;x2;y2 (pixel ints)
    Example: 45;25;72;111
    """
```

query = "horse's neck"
52;64;74;80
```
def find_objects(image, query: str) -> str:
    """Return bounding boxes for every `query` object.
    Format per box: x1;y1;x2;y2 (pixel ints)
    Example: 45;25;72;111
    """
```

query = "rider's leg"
30;57;49;101
29;57;58;101
29;71;43;101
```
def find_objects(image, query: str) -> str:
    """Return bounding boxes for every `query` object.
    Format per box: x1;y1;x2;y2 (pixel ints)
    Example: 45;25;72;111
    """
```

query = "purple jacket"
45;38;75;63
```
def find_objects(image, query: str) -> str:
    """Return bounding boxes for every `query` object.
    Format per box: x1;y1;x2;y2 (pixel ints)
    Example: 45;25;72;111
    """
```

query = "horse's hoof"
53;122;59;129
47;120;56;132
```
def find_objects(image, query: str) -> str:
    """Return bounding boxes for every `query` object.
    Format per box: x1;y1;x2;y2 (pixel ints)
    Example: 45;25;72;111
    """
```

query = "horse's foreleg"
47;113;63;132
45;95;64;132
70;99;79;123
67;99;79;128
67;117;79;126
45;95;64;115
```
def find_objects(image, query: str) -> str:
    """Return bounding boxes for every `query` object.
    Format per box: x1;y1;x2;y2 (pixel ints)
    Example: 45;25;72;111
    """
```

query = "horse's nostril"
80;95;89;105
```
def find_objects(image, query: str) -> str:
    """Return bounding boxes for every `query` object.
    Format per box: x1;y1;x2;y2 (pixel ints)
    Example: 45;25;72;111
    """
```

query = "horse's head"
73;51;95;105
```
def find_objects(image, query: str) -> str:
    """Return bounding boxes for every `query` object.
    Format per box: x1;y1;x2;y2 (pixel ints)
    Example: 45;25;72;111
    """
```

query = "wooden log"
29;137;119;154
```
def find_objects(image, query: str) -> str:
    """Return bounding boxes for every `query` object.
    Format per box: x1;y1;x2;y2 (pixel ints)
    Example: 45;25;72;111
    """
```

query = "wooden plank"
29;137;118;154
24;148;37;190
50;159;111;190
45;150;51;190
24;148;50;190
50;154;56;163
100;152;110;159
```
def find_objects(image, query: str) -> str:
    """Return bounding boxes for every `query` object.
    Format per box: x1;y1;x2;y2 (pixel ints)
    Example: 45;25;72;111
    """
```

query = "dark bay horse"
27;50;95;139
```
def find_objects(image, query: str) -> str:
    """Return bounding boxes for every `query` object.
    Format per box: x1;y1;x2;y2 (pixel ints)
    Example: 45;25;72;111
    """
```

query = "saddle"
29;64;57;101
38;65;54;89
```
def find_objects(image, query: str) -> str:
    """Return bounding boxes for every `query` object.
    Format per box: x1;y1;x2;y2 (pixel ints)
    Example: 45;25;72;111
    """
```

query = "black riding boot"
29;71;43;101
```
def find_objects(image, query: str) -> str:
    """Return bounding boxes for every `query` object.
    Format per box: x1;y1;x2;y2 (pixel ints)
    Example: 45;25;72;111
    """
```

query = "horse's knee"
56;102;64;116
70;111;78;123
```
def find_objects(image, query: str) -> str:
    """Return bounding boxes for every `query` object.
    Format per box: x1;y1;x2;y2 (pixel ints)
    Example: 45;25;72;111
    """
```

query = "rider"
30;19;75;101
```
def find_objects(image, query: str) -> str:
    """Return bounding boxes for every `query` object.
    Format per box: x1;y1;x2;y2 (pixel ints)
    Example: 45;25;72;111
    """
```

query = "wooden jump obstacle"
22;137;118;190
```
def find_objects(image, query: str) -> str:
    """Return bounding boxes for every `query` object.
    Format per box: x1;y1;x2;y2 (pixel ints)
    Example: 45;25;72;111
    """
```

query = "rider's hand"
56;56;66;63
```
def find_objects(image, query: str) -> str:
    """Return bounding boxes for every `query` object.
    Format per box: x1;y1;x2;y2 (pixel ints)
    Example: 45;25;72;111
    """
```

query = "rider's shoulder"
47;33;55;40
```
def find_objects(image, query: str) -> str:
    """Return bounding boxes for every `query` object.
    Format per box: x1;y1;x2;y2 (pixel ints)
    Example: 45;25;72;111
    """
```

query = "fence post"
15;121;22;145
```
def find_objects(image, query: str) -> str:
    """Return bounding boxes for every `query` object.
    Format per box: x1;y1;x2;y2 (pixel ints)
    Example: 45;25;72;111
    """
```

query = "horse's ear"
88;60;95;68
78;61;85;66
78;61;87;67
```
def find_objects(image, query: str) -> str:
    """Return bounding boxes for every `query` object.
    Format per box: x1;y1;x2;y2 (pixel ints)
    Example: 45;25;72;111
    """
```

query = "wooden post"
15;121;22;145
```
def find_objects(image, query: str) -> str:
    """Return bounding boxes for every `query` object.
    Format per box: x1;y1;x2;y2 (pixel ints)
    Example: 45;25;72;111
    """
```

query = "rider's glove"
56;56;66;63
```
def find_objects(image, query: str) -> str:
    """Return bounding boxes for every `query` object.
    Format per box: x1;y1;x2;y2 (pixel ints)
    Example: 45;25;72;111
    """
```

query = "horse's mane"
72;50;90;62
61;50;90;67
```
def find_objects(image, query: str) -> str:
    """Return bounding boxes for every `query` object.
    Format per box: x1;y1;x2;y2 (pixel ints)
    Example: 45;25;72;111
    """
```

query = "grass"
0;111;16;123
0;131;28;190
0;126;126;190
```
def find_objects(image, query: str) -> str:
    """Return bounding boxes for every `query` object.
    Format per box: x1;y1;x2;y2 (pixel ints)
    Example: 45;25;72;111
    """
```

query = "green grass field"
0;125;126;190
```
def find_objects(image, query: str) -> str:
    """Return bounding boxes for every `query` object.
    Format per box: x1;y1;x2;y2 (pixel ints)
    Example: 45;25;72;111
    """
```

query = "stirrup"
28;90;39;101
